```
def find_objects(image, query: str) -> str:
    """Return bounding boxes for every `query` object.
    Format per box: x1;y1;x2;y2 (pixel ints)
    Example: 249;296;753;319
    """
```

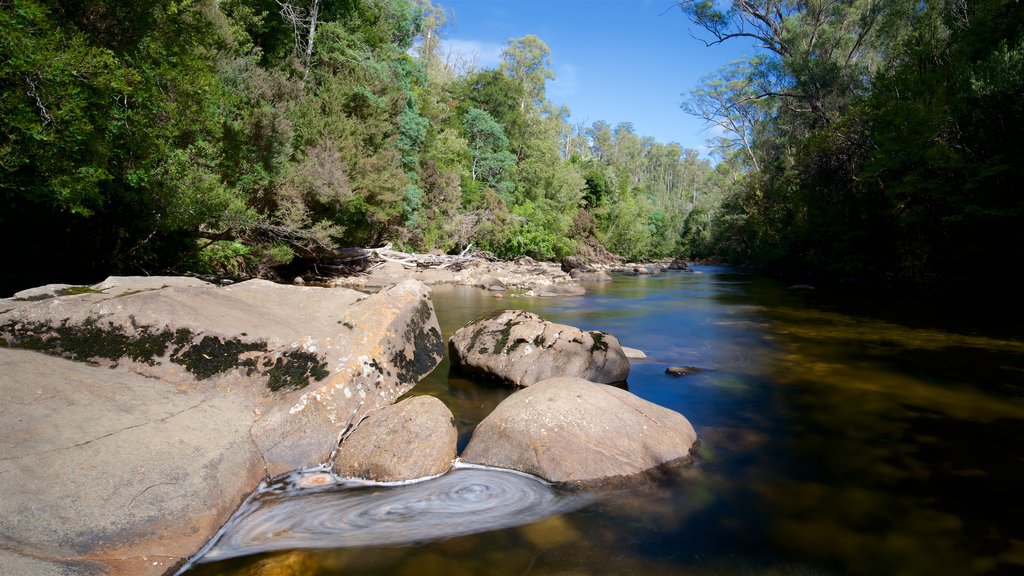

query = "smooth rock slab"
461;377;698;486
333;395;457;482
0;347;262;576
0;276;444;575
449;309;629;387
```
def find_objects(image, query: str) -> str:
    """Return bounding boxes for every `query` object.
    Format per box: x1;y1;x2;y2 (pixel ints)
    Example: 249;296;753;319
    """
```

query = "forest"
1;0;1021;294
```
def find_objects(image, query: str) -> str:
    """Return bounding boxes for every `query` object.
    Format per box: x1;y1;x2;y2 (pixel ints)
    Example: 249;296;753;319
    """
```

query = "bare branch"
25;73;51;125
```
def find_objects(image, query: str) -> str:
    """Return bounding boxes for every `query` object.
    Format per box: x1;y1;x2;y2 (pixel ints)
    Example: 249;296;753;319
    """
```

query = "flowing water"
184;267;1024;576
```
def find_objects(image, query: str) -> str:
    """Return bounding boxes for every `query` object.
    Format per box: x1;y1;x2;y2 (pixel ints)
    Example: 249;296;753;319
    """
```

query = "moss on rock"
393;300;444;384
266;351;330;392
0;316;328;391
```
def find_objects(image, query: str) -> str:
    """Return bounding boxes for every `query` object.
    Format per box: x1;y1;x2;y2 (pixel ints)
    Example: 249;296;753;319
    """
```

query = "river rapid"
184;266;1024;576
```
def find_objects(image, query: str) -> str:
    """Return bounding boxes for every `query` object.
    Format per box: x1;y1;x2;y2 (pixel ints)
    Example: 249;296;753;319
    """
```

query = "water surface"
186;267;1024;575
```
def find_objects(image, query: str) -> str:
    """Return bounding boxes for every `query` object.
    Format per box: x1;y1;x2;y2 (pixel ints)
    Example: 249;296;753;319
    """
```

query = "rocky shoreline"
315;254;690;295
0;261;697;575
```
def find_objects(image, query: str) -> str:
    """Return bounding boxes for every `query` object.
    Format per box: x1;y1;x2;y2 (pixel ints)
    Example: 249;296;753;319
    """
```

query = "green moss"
493;321;513;355
171;335;265;379
589;331;609;352
266;350;329;391
465;326;484;355
1;316;329;390
1;318;181;366
59;286;103;296
13;286;104;302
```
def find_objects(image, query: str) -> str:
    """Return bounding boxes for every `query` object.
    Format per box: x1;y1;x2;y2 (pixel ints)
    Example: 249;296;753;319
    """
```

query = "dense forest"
678;0;1024;290
1;0;1021;295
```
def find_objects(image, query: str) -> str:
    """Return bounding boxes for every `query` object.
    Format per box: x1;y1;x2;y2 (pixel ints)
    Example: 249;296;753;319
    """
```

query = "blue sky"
435;0;757;154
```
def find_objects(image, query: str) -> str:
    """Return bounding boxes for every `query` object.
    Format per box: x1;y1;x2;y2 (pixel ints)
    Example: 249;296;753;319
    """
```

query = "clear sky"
436;0;757;154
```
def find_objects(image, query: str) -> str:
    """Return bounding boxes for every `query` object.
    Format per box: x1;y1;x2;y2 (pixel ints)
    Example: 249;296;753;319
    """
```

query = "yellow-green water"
186;267;1024;575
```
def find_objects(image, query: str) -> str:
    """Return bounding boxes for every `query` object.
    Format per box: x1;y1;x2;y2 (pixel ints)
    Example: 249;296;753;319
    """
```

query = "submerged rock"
665;365;706;377
460;377;698;486
333;395;457;482
448;309;629;387
0;276;444;575
530;283;587;297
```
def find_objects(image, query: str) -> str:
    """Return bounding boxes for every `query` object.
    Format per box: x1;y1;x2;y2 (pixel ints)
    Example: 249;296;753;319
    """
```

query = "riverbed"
185;266;1024;575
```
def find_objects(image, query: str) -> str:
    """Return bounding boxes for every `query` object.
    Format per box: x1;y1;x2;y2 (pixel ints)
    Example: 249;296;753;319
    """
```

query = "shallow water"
185;267;1024;575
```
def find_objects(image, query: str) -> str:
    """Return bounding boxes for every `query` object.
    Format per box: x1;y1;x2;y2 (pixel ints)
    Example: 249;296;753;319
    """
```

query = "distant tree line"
0;0;723;293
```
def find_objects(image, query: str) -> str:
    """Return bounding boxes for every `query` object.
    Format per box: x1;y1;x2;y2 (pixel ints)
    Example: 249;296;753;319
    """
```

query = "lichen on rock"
449;309;630;387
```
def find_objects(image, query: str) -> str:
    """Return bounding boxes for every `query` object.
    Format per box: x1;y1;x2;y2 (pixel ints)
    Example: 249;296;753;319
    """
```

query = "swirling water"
195;465;589;563
185;267;1024;575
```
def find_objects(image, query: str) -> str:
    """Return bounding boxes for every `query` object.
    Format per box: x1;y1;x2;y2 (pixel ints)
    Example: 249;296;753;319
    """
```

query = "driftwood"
314;244;493;275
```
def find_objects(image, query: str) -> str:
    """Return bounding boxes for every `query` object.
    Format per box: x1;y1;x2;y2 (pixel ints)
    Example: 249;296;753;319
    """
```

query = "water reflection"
186;268;1024;575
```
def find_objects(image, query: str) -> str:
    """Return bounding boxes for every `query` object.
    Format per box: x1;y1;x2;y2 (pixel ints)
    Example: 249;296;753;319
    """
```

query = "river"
184;266;1024;575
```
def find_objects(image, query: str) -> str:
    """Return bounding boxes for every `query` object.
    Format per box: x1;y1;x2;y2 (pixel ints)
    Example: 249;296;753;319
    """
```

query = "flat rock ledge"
330;259;582;295
460;377;698;487
333;395;457;482
448;309;630;387
0;276;444;576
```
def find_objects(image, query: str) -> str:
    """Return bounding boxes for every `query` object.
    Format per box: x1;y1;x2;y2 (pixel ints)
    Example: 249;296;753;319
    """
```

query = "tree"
278;0;321;78
463;107;515;196
683;58;772;172
499;34;554;112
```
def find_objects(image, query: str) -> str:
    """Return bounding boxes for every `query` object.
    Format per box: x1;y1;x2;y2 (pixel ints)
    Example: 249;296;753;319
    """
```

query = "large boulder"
0;276;444;575
333;395;457;482
460;377;698;486
449;310;629;387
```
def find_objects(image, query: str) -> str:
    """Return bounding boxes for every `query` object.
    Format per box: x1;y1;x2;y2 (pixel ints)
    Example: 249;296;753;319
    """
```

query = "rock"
0;347;263;576
333;395;457;482
621;346;647;359
10;283;78;300
0;276;444;574
668;258;691;271
570;269;612;283
461;377;698;486
448;309;629;387
560;256;590;274
293;276;305;285
476;275;506;291
614;264;665;276
514;256;537;266
531;283;586;297
665;365;705;377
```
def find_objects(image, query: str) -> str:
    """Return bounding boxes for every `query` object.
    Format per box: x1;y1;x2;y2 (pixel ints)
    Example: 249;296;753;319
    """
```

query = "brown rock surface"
448;310;629;387
0;276;444;575
460;377;698;486
333;395;457;482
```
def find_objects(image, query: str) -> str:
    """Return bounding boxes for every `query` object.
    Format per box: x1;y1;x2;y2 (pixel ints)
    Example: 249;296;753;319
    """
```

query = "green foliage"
679;0;1024;289
1;0;727;295
490;200;574;260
